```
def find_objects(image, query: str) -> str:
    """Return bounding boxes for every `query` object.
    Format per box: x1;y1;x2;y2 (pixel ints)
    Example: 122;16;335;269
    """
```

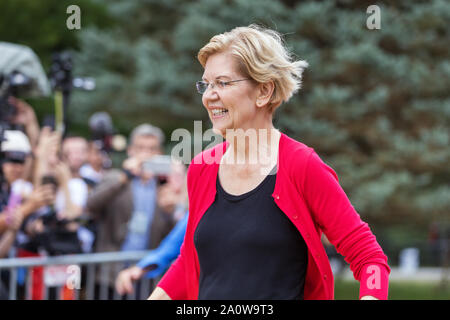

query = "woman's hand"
25;219;45;236
148;286;172;300
360;295;379;300
25;184;56;214
9;97;40;148
35;127;61;162
34;127;62;186
53;162;72;186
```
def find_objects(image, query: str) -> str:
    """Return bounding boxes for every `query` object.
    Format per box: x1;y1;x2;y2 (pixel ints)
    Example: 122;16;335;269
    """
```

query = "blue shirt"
121;178;157;252
137;212;188;278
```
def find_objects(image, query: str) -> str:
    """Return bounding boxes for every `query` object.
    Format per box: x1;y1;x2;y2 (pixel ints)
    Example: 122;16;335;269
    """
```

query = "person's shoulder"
280;133;339;184
278;132;337;187
279;132;315;164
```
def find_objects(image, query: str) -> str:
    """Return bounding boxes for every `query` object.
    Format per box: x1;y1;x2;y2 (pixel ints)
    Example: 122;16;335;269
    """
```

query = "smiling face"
201;52;260;137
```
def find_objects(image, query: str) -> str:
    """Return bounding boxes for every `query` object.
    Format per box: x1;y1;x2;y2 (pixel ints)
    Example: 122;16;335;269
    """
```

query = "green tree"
0;0;113;126
72;0;449;232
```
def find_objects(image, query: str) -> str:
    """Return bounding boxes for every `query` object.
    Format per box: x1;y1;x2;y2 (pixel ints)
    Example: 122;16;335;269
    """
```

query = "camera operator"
86;123;177;299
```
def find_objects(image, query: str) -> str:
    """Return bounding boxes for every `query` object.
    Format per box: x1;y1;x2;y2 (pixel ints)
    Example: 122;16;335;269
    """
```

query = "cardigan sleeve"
156;240;189;299
303;150;391;300
156;159;199;300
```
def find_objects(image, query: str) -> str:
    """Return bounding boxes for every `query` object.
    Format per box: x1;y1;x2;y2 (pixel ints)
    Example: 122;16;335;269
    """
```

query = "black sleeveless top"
194;167;308;300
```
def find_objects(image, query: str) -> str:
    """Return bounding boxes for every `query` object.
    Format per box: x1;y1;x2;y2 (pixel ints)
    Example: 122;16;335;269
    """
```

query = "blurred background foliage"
1;0;449;266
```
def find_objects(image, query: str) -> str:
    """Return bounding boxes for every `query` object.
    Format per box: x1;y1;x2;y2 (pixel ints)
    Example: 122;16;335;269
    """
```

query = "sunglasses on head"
2;152;27;164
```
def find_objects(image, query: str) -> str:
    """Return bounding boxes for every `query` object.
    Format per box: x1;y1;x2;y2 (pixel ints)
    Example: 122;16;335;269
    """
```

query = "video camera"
24;174;84;256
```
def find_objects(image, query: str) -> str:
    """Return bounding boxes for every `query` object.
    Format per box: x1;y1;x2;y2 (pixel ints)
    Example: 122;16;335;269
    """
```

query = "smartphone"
41;175;59;188
42;115;56;131
142;155;172;176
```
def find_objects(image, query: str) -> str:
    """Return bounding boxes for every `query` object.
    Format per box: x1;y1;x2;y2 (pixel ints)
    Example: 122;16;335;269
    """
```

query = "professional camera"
0;42;51;131
26;174;83;256
34;211;83;256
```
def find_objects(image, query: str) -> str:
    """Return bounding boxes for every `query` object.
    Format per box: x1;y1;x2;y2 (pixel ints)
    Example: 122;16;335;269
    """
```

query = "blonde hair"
198;24;308;112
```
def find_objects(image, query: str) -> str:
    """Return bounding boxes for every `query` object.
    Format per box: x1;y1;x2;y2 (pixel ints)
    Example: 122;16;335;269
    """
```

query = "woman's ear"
256;81;275;108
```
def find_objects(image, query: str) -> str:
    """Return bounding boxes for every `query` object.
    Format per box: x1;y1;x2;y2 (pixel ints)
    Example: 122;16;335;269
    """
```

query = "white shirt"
55;178;88;218
80;164;103;184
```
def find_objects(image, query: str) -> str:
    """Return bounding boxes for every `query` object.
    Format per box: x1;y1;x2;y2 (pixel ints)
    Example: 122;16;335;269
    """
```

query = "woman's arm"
54;162;84;220
302;150;390;300
0;206;25;257
0;230;17;258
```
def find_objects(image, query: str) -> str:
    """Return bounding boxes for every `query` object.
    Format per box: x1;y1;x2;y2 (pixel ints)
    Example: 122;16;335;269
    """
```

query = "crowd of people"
0;97;188;300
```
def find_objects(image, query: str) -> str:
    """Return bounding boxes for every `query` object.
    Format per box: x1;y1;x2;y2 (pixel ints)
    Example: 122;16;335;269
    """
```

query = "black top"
194;167;308;300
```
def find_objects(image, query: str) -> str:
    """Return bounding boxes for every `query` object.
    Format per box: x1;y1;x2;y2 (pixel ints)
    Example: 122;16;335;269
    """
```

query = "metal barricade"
0;251;158;300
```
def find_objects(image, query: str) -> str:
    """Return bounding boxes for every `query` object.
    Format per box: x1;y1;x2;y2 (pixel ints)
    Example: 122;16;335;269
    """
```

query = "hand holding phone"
141;155;172;176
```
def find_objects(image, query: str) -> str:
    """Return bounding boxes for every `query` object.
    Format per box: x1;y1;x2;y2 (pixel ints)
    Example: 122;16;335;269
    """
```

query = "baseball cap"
1;130;31;163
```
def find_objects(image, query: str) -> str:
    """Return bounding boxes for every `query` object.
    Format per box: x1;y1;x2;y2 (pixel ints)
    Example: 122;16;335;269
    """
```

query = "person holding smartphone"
86;123;177;299
115;161;188;296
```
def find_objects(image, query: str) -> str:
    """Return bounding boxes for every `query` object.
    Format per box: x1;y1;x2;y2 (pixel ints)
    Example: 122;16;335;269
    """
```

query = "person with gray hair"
129;123;165;147
86;123;176;299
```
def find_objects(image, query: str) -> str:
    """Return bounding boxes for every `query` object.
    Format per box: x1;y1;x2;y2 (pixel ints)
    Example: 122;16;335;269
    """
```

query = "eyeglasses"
196;78;251;95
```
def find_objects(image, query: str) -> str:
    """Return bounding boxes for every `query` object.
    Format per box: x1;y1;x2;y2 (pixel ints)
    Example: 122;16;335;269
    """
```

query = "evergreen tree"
72;0;449;233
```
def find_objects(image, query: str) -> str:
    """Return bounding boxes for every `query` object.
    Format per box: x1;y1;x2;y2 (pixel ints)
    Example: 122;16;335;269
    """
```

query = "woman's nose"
202;86;219;103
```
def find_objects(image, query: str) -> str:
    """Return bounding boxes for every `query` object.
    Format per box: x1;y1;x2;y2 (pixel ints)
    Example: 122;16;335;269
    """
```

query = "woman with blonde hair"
149;24;390;300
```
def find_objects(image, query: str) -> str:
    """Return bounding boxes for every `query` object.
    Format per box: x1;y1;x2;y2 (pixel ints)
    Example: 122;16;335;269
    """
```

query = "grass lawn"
334;279;450;300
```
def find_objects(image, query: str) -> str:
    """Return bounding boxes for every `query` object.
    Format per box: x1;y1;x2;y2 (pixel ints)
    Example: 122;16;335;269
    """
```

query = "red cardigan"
158;132;390;300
